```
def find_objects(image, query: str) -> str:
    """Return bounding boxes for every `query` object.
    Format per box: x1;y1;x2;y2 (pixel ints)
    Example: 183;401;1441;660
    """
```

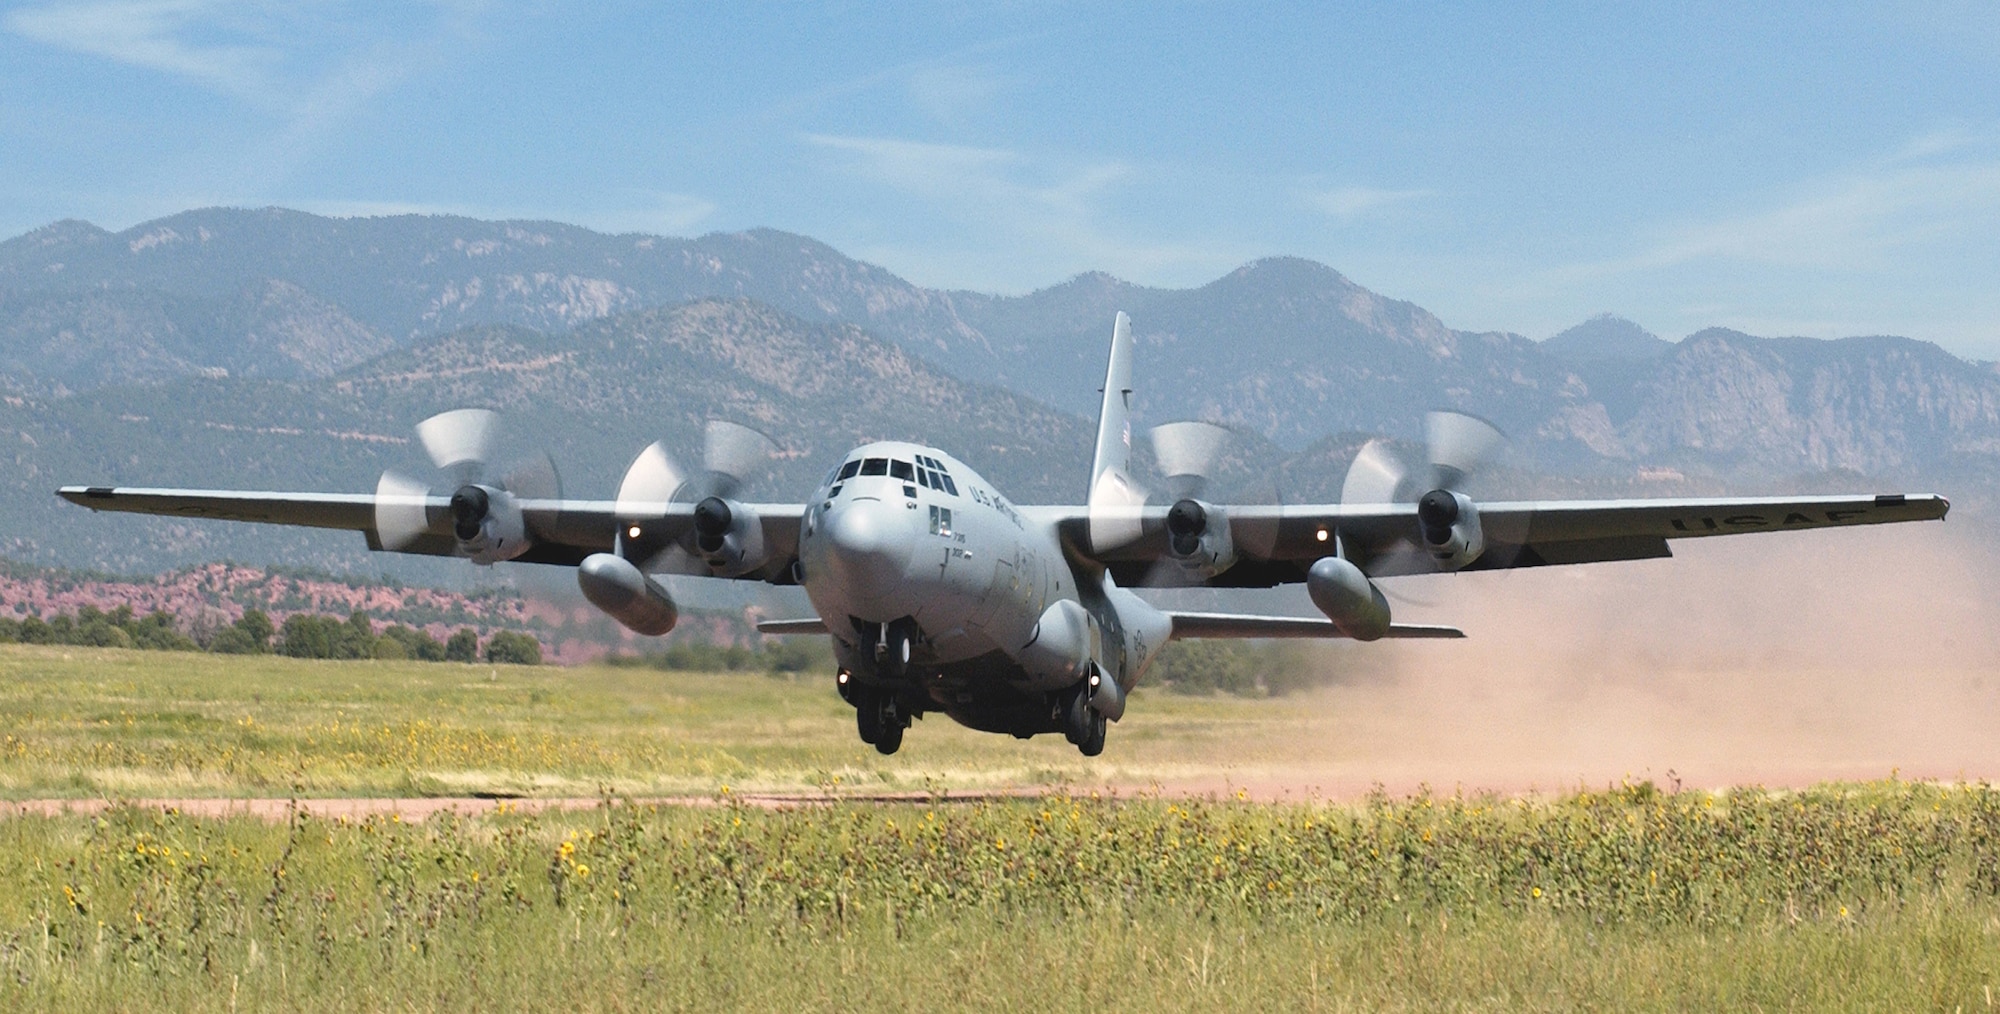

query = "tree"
279;615;336;658
484;630;542;666
444;628;480;663
236;609;273;651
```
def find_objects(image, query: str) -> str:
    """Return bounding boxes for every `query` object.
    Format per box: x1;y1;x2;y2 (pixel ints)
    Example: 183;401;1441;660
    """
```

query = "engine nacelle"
1307;555;1391;641
692;496;766;576
450;484;532;565
1417;489;1484;570
1164;498;1236;579
577;552;679;636
1017;599;1098;686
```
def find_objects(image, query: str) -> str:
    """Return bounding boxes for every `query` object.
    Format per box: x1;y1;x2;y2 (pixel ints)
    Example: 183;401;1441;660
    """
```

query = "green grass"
0;644;1323;798
0;787;1997;1011
4;644;2000;1009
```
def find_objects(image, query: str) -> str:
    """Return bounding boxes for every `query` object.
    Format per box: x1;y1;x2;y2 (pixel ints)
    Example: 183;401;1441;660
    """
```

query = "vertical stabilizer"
1090;312;1135;495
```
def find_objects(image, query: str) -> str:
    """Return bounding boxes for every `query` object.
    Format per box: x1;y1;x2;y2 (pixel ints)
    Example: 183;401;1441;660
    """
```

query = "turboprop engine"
1417;489;1484;570
1306;555;1391;641
373;409;557;567
576;552;679;636
692;495;765;576
447;484;530;564
1164;498;1235;579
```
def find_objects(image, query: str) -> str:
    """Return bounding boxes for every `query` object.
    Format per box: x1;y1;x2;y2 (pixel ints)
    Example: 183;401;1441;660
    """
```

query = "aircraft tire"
1061;685;1092;745
1076;709;1106;757
874;698;905;755
855;688;882;745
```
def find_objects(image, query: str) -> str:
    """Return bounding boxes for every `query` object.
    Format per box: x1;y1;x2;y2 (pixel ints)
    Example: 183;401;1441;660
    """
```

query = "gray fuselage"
797;440;1167;737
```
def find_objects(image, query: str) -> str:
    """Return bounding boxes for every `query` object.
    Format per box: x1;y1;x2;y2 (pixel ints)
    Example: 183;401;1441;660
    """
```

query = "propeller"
614;420;777;575
1337;410;1511;574
373;409;560;563
1087;421;1235;555
1340;410;1505;506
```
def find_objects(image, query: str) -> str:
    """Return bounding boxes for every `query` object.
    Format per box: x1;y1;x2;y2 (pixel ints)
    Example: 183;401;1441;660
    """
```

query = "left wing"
1045;492;1950;587
57;485;808;579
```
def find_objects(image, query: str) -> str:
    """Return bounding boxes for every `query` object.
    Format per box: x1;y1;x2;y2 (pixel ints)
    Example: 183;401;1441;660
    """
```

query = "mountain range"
2;208;1995;573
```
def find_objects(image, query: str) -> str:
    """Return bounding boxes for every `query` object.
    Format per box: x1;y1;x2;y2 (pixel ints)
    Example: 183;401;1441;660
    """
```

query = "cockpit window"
860;458;888;476
838;460;861;481
890;460;914;481
915;470;930;489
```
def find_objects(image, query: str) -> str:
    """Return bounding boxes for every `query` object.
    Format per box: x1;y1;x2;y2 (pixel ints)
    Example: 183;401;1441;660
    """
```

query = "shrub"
484;630;543;666
235;609;273;651
207;626;261;654
381;624;445;661
125;611;196;651
278;614;338;658
15;616;50;644
444;628;480;663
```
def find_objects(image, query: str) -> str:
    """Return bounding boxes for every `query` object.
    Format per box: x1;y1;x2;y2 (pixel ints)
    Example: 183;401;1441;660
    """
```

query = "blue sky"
4;1;1999;355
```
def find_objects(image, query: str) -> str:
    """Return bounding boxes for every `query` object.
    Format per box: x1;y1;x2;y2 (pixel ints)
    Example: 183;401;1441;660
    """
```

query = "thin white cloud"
904;61;1006;126
1304;185;1432;222
1565;137;2000;279
804;133;1022;194
4;0;278;101
800;132;1243;290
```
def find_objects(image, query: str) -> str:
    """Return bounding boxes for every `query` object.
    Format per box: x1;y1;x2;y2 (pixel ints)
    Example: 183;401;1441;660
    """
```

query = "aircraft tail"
1090;312;1135;496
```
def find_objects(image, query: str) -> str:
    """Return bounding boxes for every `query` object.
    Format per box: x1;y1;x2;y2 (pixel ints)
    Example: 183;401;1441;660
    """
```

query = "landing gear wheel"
854;688;881;745
1061;685;1092;746
1076;708;1106;757
1060;682;1107;756
873;697;905;755
879;625;915;680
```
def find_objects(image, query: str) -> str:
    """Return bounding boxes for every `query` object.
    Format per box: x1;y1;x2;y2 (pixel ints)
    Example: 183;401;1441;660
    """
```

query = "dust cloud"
1218;514;2000;798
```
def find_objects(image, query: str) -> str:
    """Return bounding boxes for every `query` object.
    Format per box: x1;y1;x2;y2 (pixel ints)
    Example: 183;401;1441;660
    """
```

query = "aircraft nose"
819;496;914;600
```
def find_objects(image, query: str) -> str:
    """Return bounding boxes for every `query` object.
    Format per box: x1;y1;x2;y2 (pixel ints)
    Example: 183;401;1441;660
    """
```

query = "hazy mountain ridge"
3;209;1997;574
0;299;1104;572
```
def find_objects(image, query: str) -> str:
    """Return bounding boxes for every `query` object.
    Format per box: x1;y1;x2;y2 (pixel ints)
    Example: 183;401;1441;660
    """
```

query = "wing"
1166;613;1463;639
1046;492;1950;587
57;485;808;580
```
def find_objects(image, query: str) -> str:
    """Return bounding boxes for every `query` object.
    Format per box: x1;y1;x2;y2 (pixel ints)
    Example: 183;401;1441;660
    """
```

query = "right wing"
57;485;807;579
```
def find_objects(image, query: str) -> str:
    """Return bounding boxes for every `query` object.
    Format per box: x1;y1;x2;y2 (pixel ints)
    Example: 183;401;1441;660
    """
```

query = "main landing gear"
1060;680;1106;757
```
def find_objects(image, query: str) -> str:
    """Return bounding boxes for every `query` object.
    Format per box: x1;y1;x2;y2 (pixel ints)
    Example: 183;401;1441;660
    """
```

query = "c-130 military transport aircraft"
61;313;1949;756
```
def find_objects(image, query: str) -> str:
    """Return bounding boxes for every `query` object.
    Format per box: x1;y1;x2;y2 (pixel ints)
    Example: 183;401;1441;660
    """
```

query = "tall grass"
2;783;1998;1010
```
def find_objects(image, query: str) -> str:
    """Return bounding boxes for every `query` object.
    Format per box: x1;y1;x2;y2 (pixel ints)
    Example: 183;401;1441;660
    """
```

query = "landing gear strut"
1060;680;1107;757
877;621;915;680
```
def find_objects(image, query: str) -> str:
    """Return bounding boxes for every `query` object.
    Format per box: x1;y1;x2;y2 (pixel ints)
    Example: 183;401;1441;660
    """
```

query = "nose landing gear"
876;620;916;680
842;672;909;756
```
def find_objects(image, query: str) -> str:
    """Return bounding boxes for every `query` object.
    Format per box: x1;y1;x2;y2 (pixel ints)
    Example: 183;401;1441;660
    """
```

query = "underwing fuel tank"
577;553;679;636
1306;555;1391;641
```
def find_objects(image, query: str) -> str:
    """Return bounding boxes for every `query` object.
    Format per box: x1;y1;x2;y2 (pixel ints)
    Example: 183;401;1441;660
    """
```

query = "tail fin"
1090;312;1135;496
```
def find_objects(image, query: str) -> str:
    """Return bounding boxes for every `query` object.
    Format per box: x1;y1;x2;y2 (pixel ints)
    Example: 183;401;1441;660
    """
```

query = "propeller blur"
57;312;1951;757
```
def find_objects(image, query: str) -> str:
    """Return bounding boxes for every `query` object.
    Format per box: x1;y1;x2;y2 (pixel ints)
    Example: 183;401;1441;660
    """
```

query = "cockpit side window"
838;460;861;481
860;458;888;476
889;460;914;481
940;475;958;496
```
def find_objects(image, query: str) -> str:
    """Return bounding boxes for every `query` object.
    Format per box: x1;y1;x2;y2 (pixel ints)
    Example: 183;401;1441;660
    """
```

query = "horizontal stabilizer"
756;617;829;635
1167;612;1464;640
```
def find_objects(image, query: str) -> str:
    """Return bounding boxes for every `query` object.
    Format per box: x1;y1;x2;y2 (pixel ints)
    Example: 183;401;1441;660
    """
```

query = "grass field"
4;643;1999;1010
0;643;1351;799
